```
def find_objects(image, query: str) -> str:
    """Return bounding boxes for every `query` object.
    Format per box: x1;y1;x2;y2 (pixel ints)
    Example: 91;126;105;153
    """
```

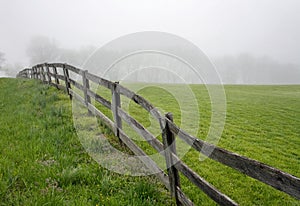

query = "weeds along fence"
17;63;300;206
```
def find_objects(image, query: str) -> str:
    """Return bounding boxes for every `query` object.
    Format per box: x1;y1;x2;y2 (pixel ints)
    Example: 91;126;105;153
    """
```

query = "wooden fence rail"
17;63;300;205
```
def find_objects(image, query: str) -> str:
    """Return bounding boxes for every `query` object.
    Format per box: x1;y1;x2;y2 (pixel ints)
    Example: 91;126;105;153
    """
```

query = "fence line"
17;63;300;205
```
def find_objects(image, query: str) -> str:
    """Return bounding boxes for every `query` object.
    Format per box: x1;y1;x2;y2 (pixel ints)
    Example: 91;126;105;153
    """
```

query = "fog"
0;0;300;83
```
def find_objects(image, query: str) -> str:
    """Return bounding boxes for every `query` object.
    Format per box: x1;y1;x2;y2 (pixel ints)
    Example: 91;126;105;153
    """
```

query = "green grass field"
82;81;300;205
0;77;299;205
0;78;174;205
121;84;300;205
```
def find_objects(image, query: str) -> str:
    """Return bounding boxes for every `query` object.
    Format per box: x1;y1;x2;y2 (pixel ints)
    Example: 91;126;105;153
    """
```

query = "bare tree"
26;36;60;65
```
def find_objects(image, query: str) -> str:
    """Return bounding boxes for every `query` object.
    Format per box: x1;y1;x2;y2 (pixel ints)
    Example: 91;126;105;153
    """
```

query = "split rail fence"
17;63;300;206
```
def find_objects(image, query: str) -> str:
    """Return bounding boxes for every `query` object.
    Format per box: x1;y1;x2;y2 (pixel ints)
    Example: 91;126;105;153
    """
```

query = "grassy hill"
0;78;173;205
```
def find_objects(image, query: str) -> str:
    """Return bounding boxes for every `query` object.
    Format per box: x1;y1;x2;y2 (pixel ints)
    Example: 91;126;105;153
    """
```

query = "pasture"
0;78;173;205
0;76;299;205
95;82;300;205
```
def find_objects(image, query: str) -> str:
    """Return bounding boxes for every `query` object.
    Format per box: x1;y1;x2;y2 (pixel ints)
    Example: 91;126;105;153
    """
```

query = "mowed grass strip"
0;78;174;206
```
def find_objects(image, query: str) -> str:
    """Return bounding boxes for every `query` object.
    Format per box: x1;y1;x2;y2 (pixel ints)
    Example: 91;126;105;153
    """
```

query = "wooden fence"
17;63;300;205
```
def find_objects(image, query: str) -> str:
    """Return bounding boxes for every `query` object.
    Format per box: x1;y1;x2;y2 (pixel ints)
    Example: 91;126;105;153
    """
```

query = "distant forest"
2;36;299;84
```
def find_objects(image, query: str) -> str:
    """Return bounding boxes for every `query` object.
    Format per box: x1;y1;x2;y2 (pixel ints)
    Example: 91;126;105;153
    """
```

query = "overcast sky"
1;0;300;66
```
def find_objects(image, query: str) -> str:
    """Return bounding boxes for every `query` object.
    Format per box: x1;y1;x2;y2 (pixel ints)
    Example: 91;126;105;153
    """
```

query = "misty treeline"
213;54;300;84
26;36;95;68
91;51;300;84
3;36;299;84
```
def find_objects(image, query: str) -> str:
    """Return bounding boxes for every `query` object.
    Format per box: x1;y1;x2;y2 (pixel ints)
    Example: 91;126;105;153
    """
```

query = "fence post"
111;82;122;140
162;112;181;205
36;66;39;79
82;70;92;115
52;66;59;88
35;66;39;79
36;66;39;80
62;64;72;100
45;64;51;84
40;66;44;80
32;66;36;79
38;66;41;80
28;69;31;79
41;65;46;82
33;66;36;79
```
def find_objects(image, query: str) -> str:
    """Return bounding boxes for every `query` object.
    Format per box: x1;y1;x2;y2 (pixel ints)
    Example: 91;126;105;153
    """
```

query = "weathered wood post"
111;82;122;140
23;69;27;78
38;66;42;80
32;66;36;79
35;66;39;79
62;64;72;100
37;66;40;80
82;70;92;115
36;66;39;79
52;66;59;88
45;64;51;84
29;69;33;79
32;66;37;79
162;112;181;205
41;65;46;82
